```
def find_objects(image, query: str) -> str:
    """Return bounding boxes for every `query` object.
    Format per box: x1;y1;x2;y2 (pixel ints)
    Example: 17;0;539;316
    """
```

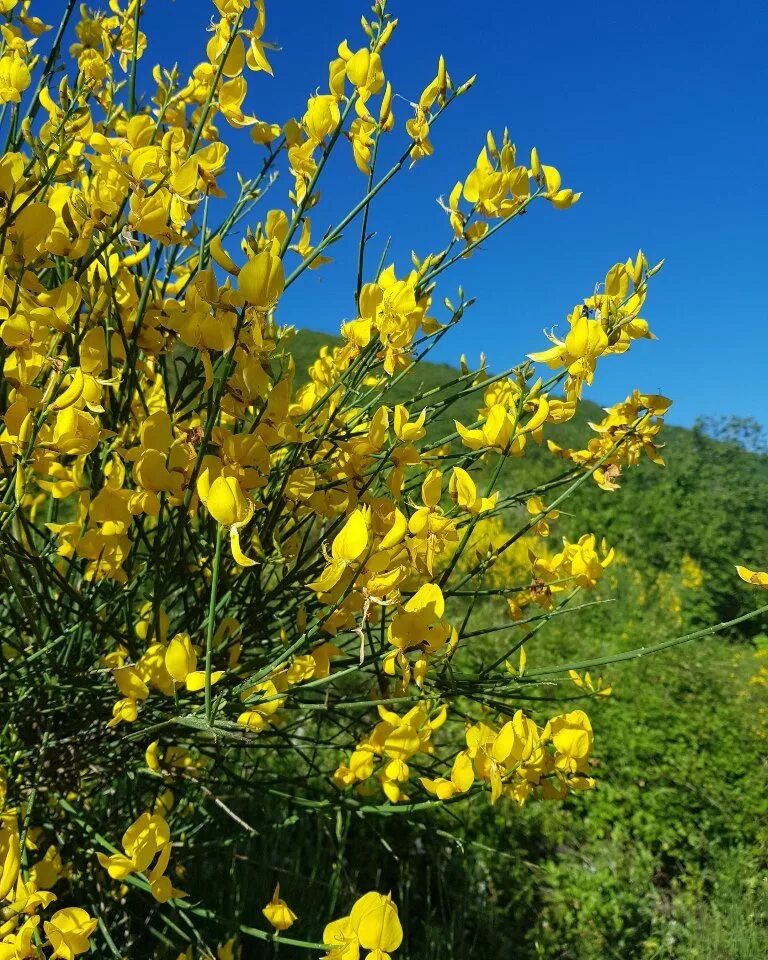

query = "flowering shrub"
1;0;766;956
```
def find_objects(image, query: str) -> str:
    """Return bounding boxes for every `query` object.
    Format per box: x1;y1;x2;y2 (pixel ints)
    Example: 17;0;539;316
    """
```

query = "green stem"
127;0;142;115
13;0;78;146
188;12;244;155
524;602;768;678
204;524;225;724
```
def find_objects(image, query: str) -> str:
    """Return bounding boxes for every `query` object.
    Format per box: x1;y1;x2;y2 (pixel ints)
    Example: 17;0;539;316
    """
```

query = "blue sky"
36;0;768;425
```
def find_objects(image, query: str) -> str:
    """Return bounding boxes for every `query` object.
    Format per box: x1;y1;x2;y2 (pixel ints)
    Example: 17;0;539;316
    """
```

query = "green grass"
678;854;768;960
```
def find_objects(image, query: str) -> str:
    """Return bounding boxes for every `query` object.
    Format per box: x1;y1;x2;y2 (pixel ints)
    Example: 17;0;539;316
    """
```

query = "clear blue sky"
36;0;768;426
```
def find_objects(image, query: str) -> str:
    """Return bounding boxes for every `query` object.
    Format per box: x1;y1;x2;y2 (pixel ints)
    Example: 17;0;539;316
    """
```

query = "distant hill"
290;329;768;633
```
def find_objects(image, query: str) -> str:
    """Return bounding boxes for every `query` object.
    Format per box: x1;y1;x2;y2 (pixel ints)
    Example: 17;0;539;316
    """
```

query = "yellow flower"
420;750;474;800
96;812;185;903
0;53;30;103
262;883;297;931
0;915;40;959
548;391;669;487
448;467;497;514
324;892;403;960
200;474;257;568
545;710;594;775
165;632;224;693
217;938;240;960
303;94;341;143
341;46;384;100
529;314;608;387
44;908;97;960
309;507;370;593
530;148;581;209
218;76;258;127
736;565;768;588
213;0;250;16
0;813;20;900
238;248;285;311
52;408;100;456
28;844;70;891
388;584;450;655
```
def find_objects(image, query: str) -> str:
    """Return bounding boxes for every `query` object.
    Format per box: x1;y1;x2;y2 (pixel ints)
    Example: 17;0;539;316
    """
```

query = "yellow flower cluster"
422;709;596;805
333;703;596;808
529;257;661;400
333;703;448;802
0;786;97;959
506;533;615;620
548;390;671;490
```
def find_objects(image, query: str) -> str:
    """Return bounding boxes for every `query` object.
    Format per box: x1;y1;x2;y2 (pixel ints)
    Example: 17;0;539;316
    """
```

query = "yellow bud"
210;235;239;275
437;54;447;103
17;411;33;447
165;633;196;683
377;18;398;49
263;884;297;931
530;147;541;179
238;249;285;311
14;467;24;503
455;74;476;95
379;81;393;128
206;475;252;528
